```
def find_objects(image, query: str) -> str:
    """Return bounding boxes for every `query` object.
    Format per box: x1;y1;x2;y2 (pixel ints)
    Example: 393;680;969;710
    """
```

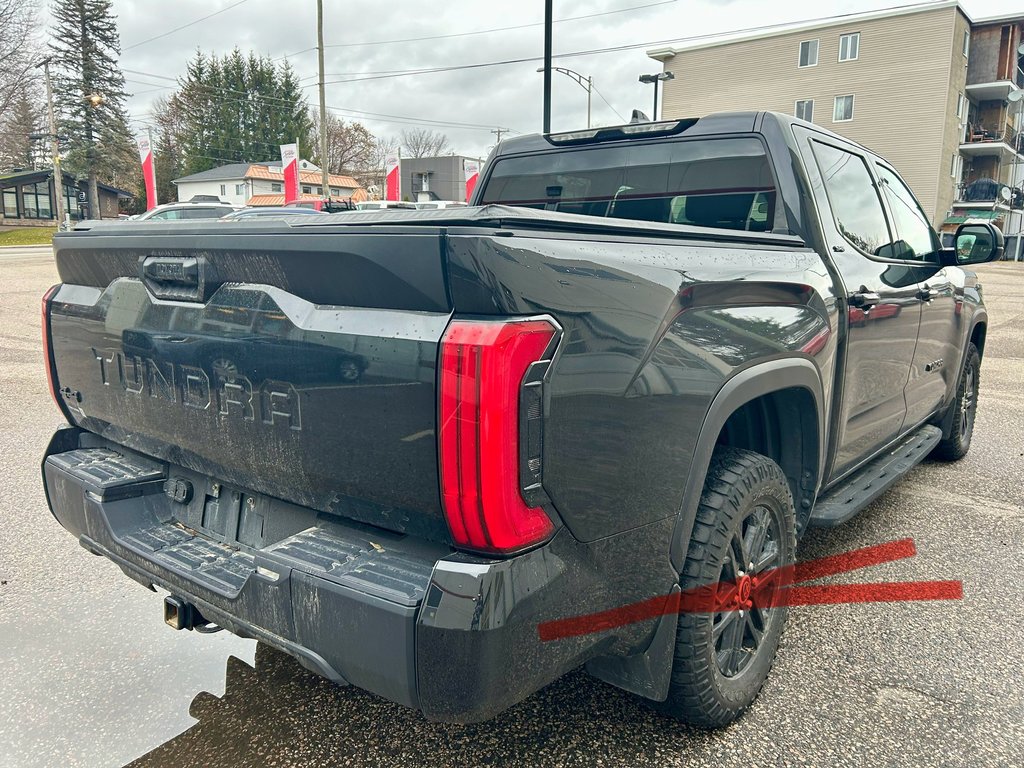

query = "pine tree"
175;48;315;175
49;0;135;218
0;87;44;170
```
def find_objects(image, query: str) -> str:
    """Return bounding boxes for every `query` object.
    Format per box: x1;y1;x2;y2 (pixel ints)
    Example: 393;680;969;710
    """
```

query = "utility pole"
542;0;553;133
317;0;330;198
490;127;509;145
40;59;67;229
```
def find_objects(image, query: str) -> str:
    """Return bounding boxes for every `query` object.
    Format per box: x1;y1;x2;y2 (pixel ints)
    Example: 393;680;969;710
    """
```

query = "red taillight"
439;318;557;554
42;284;63;413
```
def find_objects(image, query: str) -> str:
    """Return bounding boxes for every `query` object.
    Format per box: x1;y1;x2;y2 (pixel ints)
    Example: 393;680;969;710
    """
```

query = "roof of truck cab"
490;111;872;158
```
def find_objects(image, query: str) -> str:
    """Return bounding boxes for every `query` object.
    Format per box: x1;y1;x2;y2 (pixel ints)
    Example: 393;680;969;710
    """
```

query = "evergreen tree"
0;87;44;171
150;94;186;205
176;48;315;175
49;0;135;218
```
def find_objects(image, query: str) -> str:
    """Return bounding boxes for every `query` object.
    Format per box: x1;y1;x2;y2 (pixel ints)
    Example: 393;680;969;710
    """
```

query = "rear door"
798;132;925;479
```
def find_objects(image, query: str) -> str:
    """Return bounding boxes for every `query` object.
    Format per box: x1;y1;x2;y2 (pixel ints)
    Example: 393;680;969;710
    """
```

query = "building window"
301;185;311;194
2;188;18;218
63;184;78;220
950;153;959;178
956;93;965;119
235;183;245;196
799;39;819;68
330;187;340;196
219;184;226;195
962;30;969;57
21;181;52;219
795;99;814;122
833;95;855;122
271;182;282;192
839;33;860;62
315;186;323;195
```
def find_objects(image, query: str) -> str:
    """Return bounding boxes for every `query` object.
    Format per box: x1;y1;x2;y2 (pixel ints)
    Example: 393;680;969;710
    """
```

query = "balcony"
960;124;1023;160
955;178;1023;207
964;81;1022;103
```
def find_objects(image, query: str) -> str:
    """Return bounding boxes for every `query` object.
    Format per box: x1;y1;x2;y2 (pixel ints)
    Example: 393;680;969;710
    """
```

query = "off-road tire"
656;447;797;728
932;343;980;462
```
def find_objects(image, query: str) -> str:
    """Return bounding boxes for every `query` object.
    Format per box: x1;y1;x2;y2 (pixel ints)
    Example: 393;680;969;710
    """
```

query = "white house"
173;160;365;206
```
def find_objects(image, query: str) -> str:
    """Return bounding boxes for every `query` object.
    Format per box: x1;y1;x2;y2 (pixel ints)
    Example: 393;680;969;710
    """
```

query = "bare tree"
310;109;376;174
362;135;399;197
0;0;36;119
400;128;451;159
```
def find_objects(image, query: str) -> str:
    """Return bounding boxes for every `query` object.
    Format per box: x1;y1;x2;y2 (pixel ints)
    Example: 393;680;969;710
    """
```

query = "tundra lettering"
90;347;300;426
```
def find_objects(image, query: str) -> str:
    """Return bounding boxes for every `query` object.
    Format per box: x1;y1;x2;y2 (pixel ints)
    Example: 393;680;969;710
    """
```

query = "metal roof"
171;163;256;184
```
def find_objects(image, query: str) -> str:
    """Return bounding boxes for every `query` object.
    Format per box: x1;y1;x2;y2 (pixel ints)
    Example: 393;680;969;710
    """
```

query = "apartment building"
647;1;1023;254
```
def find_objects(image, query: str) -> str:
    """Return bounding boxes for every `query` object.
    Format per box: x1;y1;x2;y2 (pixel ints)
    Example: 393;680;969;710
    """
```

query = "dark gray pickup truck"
41;112;1001;728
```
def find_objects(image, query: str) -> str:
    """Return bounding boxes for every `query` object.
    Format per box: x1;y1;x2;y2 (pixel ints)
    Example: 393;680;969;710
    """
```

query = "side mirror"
951;222;1004;265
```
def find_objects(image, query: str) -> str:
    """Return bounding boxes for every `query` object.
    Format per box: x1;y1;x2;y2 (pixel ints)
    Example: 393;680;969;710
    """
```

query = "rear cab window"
479;137;778;233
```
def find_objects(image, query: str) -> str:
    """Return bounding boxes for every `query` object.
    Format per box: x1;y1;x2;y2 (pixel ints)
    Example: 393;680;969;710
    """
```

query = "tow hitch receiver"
164;595;196;630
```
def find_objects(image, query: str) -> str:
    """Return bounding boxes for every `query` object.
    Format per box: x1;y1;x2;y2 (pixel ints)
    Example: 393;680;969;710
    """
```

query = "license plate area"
199;481;266;549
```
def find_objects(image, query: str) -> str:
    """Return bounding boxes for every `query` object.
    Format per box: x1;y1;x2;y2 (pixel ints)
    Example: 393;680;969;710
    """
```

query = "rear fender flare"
668;358;825;572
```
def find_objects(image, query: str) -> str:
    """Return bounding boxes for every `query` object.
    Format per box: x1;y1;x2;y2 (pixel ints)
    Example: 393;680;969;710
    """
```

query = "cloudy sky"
41;0;1024;159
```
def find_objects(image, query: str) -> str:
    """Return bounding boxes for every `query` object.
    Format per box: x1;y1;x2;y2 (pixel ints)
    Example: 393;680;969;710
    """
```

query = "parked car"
414;200;468;210
135;201;241;221
355;200;417;211
283;199;357;213
41;112;1001;729
222;207;326;220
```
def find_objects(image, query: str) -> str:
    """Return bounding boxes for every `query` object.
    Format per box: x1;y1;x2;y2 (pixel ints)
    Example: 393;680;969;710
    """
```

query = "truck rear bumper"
43;427;670;722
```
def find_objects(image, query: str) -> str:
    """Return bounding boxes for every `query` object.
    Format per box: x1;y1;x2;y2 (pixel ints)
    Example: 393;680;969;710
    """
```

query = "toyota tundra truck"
40;112;1001;728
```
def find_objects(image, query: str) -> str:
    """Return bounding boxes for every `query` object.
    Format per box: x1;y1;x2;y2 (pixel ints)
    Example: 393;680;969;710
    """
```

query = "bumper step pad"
48;447;435;605
122;524;256;595
46;447;165;499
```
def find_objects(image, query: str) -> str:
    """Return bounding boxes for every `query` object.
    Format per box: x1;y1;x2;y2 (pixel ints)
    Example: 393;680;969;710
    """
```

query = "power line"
122;0;250;51
275;0;677;60
301;2;951;87
591;83;626;123
124;70;517;132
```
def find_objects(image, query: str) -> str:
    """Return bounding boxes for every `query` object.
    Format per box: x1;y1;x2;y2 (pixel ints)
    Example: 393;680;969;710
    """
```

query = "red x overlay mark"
537;538;963;642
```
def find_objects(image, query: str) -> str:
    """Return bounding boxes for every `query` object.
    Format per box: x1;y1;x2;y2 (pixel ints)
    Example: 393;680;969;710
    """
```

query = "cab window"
809;140;892;255
875;166;940;261
480;137;778;232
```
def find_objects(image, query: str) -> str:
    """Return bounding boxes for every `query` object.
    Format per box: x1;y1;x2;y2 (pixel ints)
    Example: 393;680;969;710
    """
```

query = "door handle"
916;285;935;302
848;290;881;309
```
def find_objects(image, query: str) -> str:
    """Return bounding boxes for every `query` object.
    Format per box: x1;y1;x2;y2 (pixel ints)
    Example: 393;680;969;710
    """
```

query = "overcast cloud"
39;0;1024;160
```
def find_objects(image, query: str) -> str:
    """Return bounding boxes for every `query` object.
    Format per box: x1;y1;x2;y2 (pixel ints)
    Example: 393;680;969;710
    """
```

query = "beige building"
647;2;1023;252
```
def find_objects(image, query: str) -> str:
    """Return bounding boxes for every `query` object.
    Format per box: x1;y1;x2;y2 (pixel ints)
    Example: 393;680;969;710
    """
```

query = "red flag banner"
137;136;157;211
384;152;400;201
464;158;480;203
280;143;299;204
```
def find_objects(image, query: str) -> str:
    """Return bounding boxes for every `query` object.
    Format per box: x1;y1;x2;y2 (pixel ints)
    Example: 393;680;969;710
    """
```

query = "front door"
872;164;964;428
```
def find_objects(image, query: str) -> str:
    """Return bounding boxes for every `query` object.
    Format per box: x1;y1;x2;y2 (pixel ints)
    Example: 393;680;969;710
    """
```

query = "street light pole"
638;71;675;121
536;66;593;128
39;59;67;229
317;0;330;199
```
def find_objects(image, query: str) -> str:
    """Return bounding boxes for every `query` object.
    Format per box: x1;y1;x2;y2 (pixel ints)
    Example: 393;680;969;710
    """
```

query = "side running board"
809;425;942;527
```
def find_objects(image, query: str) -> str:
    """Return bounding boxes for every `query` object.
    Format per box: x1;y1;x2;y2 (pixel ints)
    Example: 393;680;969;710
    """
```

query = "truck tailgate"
48;227;453;542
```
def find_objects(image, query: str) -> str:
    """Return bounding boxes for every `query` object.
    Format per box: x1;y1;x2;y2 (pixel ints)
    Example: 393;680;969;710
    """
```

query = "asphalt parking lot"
1;244;1021;768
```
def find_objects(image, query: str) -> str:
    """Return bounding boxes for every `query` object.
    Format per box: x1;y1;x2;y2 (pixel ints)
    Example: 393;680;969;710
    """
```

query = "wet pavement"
1;246;1022;767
